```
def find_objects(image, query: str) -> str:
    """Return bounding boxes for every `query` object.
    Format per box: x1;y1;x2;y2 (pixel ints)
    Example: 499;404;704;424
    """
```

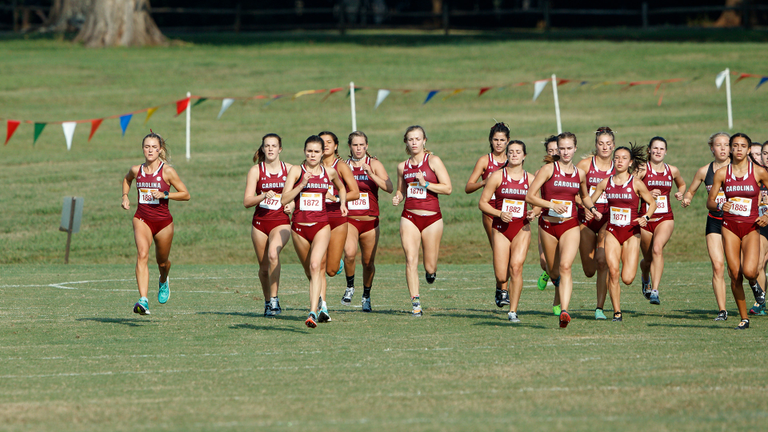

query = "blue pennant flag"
423;90;439;105
120;114;133;137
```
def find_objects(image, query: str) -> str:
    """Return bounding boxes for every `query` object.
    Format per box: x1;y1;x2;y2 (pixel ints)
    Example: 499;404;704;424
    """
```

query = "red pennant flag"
5;120;20;145
88;119;103;142
176;97;191;116
557;79;572;85
478;87;492;97
736;73;751;83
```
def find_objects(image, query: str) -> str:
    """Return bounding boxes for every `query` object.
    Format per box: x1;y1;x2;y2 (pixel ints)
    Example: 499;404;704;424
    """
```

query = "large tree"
47;0;166;47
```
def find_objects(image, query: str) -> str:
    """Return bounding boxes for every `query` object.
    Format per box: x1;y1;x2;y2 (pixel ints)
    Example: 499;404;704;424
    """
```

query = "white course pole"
552;74;562;134
185;91;191;161
725;68;733;130
350;81;357;132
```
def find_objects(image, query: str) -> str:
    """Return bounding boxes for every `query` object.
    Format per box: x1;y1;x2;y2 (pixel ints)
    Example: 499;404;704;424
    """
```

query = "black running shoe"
612;311;623;322
750;281;766;305
736;319;749;330
714;310;728;321
495;288;510;308
426;272;436;284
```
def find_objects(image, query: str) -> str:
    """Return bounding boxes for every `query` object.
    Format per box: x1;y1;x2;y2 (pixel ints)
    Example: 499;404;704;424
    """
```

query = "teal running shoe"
537;272;550;291
158;277;170;304
336;258;344;276
133;297;150;315
748;302;766;316
595;308;607;320
318;305;332;323
553;305;561;316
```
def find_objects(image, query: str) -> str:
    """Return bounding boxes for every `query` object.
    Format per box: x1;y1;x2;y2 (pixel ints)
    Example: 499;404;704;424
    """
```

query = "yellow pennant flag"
144;107;158;124
442;89;465;100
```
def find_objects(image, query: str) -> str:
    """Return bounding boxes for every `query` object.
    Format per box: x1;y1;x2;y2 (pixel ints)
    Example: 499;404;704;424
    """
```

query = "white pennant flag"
716;70;728;89
533;79;549;101
217;98;235;119
374;89;390;110
62;122;77;151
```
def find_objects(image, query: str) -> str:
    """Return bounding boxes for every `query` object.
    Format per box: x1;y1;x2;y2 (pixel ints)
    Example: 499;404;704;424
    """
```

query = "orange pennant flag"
88;119;103;142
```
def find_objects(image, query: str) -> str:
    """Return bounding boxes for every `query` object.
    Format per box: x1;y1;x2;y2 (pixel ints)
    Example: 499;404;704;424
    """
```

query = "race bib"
654;195;668;214
139;188;159;205
589;186;607;204
259;193;282;210
610;207;631;227
547;199;572;218
407;182;427;199
501;199;525;219
300;193;323;211
348;192;369;211
728;197;752;217
715;191;726;205
760;205;768;217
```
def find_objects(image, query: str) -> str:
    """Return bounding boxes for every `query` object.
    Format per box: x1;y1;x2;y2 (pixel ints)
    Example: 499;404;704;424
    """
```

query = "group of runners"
121;126;768;330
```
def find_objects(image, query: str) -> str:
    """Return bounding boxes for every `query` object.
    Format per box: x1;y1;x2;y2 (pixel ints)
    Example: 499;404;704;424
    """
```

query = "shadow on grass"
646;323;725;329
76;317;146;327
471;320;548;329
230;323;308;333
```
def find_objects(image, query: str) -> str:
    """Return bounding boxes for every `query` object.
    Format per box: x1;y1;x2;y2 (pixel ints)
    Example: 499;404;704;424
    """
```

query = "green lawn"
1;262;765;431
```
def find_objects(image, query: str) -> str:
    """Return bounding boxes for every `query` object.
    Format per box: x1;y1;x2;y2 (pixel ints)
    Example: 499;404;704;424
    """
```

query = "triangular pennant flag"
716;70;728;89
321;87;344;102
442;89;464;100
120;114;133;137
88;119;102;142
5;119;20;145
580;81;588;86
423;90;439;105
62;122;76;151
735;73;750;83
374;89;390;110
345;87;363;98
478;87;492;97
657;84;665;106
756;77;768;90
293;89;324;99
533;79;549;101
217;98;235;119
192;98;208;107
144;107;158;124
33;123;46;145
175;97;190;116
557;79;572;85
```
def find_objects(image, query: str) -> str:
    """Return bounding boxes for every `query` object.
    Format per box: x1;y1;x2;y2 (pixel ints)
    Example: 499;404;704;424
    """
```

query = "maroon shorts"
641;213;674;234
538;217;579;240
493;217;529;242
722;219;758;240
135;216;173;237
578;208;609;234
292;222;330;243
402;210;442;232
607;223;640;245
349;217;379;234
252;218;290;236
329;216;348;230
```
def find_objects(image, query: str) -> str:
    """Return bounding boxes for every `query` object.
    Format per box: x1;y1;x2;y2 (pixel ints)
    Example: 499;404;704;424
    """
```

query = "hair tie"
150;129;153;134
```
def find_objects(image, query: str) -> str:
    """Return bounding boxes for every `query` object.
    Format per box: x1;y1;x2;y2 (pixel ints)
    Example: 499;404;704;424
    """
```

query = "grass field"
1;32;768;264
1;262;766;432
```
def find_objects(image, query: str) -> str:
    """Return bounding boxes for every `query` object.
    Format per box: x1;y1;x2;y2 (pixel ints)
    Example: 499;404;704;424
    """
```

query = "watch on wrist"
424;181;430;188
644;215;650;222
164;190;169;199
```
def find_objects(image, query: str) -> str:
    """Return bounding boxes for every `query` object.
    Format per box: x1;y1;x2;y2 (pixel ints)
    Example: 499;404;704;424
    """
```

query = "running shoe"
341;287;355;305
270;298;282;315
412;302;423;317
748;302;766;315
559;310;571;328
553;305;561;316
508;311;521;323
749;281;766;305
133;297;150;315
426;272;436;284
595;308;607;320
361;296;372;312
537;271;550;291
305;312;317;328
736;319;750;330
649;290;660;305
318;305;332;323
158;277;170;304
551;277;561;289
612;311;623;322
264;303;275;317
641;277;651;300
336;258;344;276
495;289;510;308
715;310;728;321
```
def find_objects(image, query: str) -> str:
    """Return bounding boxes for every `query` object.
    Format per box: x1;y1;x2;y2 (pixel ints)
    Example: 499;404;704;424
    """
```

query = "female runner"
638;137;686;306
478;140;539;322
590;145;656;322
281;135;347;328
536;135;559;311
465;122;510;307
575;126;615;320
316;131;359;322
681;132;731;321
392;125;452;316
243;133;293;317
752;141;768;316
526;132;599;328
342;131;393;312
121;131;190;315
706;133;768;329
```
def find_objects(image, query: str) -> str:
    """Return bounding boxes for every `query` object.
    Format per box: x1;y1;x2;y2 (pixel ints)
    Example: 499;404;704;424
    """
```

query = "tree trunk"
74;0;166;47
45;0;90;33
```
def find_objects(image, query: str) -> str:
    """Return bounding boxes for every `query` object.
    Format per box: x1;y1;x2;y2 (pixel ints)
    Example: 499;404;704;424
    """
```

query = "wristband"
164;190;169;199
590;206;597;212
122;193;128;197
644;215;650;222
716;202;723;212
424;181;430;188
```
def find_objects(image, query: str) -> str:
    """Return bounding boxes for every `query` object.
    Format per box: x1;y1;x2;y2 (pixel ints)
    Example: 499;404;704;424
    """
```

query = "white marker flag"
62;122;76;151
374;89;390;110
217;98;235;119
533;79;549;101
716;70;728;89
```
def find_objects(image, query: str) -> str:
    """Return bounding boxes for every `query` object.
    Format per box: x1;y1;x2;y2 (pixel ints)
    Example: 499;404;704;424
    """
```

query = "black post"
442;1;449;35
642;2;648;29
64;197;75;264
742;0;751;30
234;2;242;33
338;0;346;35
543;0;550;32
